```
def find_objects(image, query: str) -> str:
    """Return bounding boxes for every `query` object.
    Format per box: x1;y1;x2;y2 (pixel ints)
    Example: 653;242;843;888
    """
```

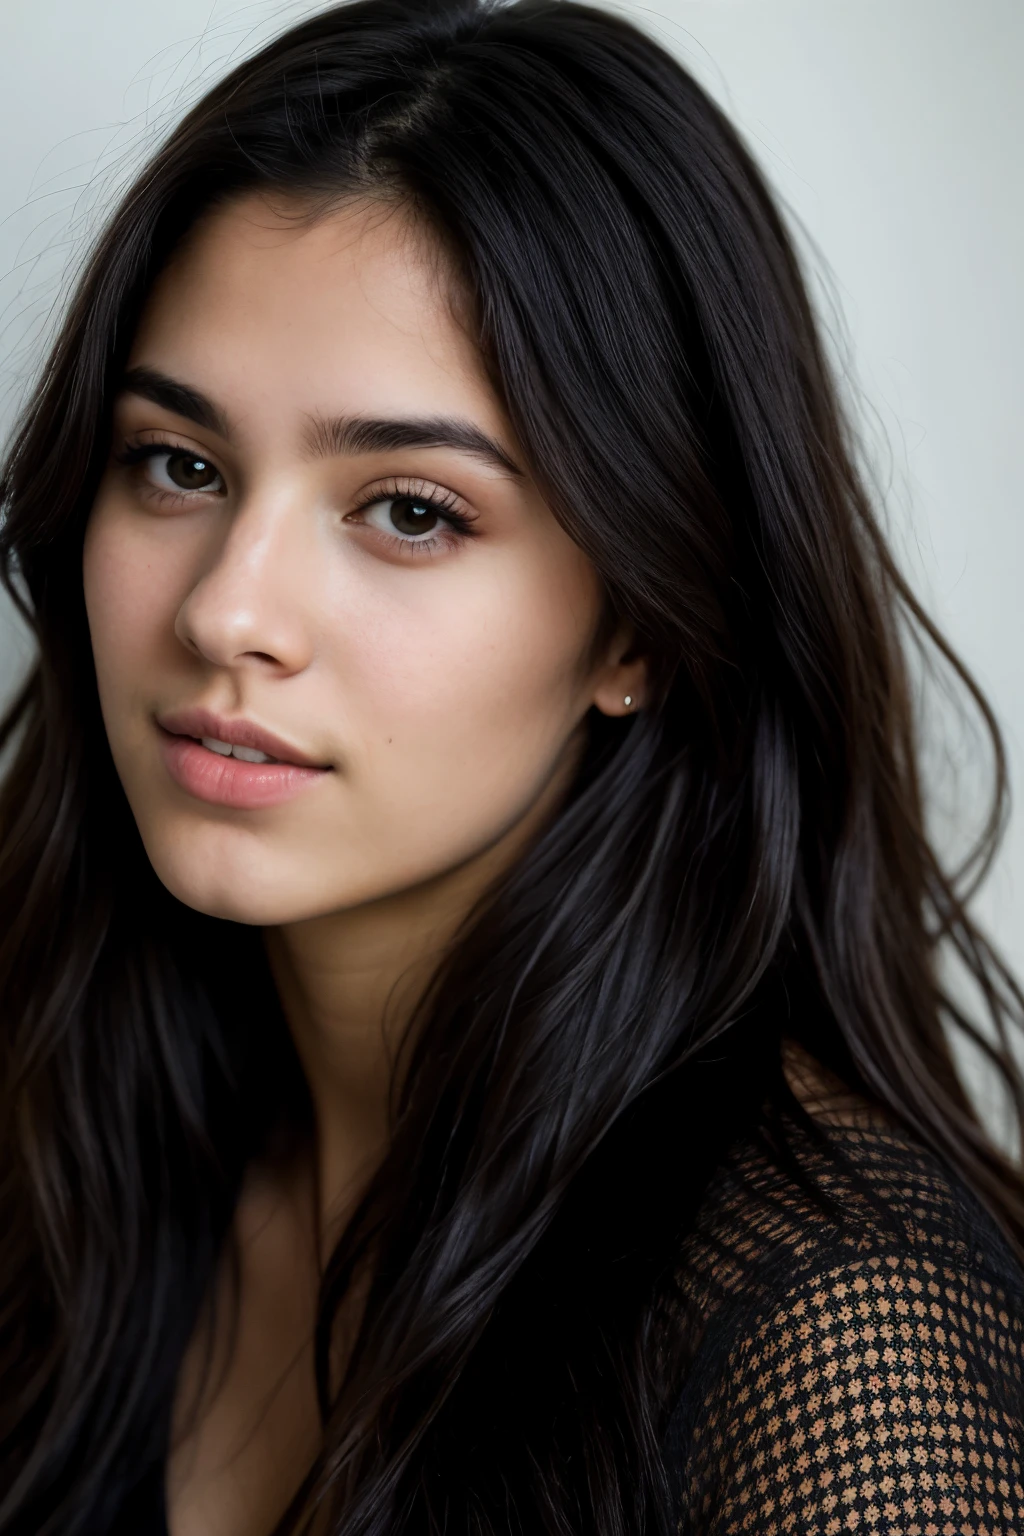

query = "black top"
663;1114;1024;1533
113;1114;1024;1535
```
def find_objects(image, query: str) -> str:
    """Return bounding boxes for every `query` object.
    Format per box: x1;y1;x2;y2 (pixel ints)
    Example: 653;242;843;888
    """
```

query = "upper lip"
156;707;330;769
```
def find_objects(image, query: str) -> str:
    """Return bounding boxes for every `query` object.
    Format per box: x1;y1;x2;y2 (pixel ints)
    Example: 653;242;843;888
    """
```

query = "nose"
174;492;317;676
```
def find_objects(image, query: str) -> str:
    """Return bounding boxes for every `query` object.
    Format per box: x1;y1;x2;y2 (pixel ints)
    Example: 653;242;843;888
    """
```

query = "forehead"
128;192;497;435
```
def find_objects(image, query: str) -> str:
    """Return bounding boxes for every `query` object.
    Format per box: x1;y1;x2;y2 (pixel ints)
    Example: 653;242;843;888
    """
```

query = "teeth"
232;744;276;763
200;737;278;764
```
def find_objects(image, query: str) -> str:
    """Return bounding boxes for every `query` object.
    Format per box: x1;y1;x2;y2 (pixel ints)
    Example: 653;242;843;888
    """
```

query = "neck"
264;883;458;1232
263;751;580;1235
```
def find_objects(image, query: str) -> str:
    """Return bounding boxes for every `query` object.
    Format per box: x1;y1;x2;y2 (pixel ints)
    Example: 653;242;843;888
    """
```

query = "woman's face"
84;193;637;926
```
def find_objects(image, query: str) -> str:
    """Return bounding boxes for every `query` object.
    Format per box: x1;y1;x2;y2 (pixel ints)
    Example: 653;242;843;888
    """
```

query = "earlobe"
590;620;649;718
592;668;647;718
604;694;644;715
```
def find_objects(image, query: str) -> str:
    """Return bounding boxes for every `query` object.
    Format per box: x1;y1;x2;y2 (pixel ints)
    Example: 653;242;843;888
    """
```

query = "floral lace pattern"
665;1123;1024;1535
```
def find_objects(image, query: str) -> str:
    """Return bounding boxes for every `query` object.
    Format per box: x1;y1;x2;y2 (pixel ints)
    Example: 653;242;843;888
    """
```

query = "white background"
0;0;1020;1029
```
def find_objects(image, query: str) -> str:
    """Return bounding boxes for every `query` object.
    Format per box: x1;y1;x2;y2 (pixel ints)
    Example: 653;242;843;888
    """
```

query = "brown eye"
165;452;220;491
131;446;226;498
350;484;473;554
388;496;440;537
115;442;226;499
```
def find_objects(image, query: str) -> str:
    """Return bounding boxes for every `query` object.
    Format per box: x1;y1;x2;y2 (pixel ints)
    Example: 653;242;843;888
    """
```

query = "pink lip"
156;708;331;810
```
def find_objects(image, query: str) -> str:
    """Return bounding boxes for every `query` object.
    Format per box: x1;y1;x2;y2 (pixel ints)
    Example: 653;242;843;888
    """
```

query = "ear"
590;621;650;718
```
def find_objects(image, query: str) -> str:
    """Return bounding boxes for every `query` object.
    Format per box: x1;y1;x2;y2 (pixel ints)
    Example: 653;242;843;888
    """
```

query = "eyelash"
114;440;479;556
348;477;478;554
114;442;226;501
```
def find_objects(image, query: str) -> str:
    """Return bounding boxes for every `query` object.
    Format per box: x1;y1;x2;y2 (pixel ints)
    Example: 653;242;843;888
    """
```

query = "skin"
82;191;647;1536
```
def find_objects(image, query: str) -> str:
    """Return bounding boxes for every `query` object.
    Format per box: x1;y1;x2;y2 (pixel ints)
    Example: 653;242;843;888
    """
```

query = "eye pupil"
390;496;438;537
169;453;216;491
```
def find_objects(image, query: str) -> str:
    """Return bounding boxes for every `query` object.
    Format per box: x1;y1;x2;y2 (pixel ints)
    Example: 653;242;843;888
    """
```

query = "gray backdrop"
2;0;1021;1108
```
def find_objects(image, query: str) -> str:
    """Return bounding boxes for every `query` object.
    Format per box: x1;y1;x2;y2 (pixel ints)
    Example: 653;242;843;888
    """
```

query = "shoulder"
664;1118;1024;1535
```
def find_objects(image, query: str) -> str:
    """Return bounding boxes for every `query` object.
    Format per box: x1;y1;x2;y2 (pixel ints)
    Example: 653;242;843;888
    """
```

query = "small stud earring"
623;695;633;708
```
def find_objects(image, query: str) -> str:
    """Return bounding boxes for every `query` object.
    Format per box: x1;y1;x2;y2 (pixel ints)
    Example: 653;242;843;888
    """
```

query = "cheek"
331;541;602;845
82;503;186;727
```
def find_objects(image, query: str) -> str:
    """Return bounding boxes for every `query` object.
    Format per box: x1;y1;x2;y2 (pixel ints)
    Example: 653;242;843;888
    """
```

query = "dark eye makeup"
348;477;479;543
111;439;481;555
116;441;224;494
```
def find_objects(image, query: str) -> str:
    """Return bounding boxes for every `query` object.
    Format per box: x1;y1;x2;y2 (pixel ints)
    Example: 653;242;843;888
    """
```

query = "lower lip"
159;730;330;809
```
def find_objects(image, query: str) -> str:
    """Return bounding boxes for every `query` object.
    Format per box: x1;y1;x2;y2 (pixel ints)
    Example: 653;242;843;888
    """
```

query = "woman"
0;0;1021;1532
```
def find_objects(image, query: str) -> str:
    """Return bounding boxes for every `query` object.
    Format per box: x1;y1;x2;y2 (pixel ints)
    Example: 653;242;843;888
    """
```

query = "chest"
165;1178;326;1536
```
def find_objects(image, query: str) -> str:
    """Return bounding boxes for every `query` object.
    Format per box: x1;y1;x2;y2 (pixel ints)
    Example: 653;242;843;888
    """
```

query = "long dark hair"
0;1;1021;1531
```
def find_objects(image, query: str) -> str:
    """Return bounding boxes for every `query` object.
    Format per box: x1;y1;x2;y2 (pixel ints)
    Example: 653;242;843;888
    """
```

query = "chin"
165;880;292;927
136;822;337;928
155;863;308;926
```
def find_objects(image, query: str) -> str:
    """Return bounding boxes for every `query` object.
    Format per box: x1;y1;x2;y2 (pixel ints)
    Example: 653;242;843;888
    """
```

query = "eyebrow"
119;366;524;480
121;366;232;438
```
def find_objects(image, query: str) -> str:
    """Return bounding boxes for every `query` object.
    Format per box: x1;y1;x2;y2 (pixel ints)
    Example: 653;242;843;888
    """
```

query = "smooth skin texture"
83;193;647;1536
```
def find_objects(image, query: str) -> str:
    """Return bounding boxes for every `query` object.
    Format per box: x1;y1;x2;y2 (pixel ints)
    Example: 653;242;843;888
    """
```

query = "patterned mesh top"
662;1079;1024;1535
110;1064;1024;1535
